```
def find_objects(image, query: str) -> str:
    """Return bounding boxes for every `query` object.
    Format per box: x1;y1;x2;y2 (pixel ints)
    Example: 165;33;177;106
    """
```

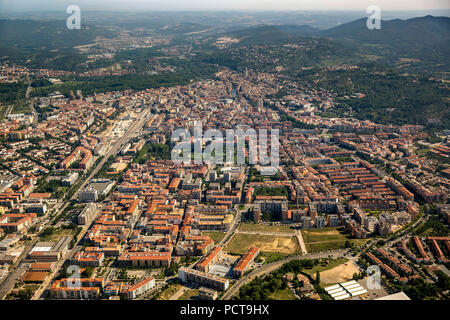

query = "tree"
81;266;94;278
345;240;354;248
166;263;179;276
17;288;33;300
315;271;320;285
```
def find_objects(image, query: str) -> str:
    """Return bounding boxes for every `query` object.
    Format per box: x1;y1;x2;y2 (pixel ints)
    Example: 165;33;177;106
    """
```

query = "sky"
0;0;449;12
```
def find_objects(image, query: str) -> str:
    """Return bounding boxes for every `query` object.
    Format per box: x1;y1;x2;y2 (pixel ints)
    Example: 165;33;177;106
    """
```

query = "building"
27;237;71;262
126;277;155;299
0;213;37;233
178;267;229;292
233;247;260;277
253;205;261;222
301;216;312;229
196;246;223;273
254;197;288;214
62;172;79;186
50;278;104;300
364;216;378;233
314;216;326;229
198;286;218;300
78;179;115;202
70;251;105;267
117;251;171;267
78;188;98;203
327;214;339;227
78;203;98;225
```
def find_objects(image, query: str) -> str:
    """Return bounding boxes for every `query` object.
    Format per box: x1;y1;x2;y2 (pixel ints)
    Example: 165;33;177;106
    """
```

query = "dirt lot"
225;233;300;255
319;260;361;284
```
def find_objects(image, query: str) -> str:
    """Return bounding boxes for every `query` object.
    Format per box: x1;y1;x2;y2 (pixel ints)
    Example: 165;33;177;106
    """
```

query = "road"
219;206;243;247
0;108;151;299
0;262;29;299
295;230;308;255
221;204;430;300
70;108;152;201
34;108;152;300
221;249;348;300
0;234;41;298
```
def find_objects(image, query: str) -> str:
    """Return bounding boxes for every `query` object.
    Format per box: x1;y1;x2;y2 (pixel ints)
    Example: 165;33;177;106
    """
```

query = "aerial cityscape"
0;0;449;307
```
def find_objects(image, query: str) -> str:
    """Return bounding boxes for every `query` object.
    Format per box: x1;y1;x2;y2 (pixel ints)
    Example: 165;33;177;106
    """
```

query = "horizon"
0;0;449;13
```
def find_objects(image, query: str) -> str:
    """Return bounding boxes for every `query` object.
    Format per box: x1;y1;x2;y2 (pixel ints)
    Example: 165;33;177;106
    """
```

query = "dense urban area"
0;10;449;302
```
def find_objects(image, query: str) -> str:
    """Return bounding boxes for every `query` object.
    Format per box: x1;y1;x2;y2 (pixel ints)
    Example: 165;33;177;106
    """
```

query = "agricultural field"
302;227;367;252
225;233;300;255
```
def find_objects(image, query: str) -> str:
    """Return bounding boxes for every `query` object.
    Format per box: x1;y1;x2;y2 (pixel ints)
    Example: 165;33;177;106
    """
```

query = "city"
0;0;448;311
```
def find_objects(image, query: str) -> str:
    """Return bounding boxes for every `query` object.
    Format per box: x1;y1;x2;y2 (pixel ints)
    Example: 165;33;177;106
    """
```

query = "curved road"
221;249;348;300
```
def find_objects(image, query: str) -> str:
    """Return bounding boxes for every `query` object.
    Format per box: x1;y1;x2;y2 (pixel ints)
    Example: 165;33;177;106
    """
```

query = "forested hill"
319;16;450;64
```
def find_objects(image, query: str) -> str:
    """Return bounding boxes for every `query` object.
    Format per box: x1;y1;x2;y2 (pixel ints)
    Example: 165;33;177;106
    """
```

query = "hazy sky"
1;0;449;12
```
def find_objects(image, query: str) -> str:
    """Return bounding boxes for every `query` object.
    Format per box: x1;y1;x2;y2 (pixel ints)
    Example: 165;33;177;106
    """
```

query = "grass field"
202;231;227;244
225;233;300;255
239;223;294;234
268;288;296;300
40;228;73;241
11;101;31;114
302;258;348;276
158;284;182;300
302;227;367;253
178;289;199;300
0;105;7;120
259;252;289;264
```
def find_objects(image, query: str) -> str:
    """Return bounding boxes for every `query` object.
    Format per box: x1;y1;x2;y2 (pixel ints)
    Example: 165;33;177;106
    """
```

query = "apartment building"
50;278;104;300
233;247;260;277
178;267;229;291
126;277;155;299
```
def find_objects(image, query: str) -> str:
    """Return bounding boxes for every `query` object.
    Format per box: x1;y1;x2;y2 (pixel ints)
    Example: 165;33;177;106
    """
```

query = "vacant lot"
40;227;73;241
202;231;227;244
319;260;361;284
268;288;296;300
303;258;349;277
226;233;300;255
239;223;294;234
158;284;182;300
302;227;367;252
178;289;199;300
